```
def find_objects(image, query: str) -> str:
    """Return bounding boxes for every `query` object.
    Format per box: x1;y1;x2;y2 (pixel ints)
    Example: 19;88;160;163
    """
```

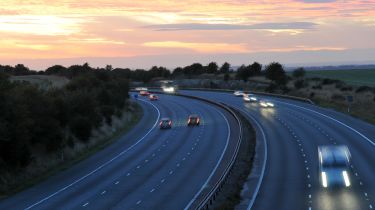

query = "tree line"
0;67;130;170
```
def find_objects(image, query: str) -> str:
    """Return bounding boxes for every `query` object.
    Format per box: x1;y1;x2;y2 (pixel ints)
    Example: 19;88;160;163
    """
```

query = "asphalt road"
180;90;375;210
0;94;239;210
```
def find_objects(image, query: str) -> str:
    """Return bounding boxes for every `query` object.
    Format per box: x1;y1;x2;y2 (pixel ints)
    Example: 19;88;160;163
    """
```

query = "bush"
340;86;353;91
331;94;345;101
294;80;305;89
309;92;315;98
312;85;322;89
322;78;340;85
356;86;373;93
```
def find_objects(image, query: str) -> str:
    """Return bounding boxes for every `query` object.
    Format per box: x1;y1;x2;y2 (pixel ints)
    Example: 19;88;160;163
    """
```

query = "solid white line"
240;109;268;210
277;101;375;146
24;99;161;210
184;107;231;210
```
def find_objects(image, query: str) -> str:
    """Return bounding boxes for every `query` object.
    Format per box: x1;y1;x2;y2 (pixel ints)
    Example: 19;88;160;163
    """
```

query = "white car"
135;87;148;91
259;100;274;108
318;145;351;188
243;94;258;102
234;91;244;96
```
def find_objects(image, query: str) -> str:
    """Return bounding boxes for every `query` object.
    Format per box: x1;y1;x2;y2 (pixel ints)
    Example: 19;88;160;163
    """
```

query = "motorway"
1;89;374;210
180;90;375;210
0;94;239;210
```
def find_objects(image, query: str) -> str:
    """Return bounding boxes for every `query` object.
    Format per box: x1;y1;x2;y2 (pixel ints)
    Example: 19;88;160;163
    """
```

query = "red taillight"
159;122;163;126
188;119;191;123
168;121;172;125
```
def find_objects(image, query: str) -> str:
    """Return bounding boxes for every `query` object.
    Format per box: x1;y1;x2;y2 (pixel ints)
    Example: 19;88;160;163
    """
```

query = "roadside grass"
304;69;375;87
0;103;143;199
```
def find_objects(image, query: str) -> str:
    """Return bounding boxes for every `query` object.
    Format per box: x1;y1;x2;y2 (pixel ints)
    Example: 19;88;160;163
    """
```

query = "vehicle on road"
159;118;172;129
140;90;150;96
162;86;176;93
234;90;244;96
318;145;351;188
243;94;258;102
187;114;200;126
135;87;148;91
149;94;158;101
259;100;274;108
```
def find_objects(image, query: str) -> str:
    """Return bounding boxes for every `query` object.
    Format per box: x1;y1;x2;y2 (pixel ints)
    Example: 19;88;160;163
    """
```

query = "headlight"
250;97;257;101
267;102;274;107
163;87;175;93
342;171;351;187
322;172;328;188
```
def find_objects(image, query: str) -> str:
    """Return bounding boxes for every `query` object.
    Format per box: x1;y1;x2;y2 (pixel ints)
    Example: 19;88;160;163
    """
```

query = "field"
305;69;375;86
10;75;69;89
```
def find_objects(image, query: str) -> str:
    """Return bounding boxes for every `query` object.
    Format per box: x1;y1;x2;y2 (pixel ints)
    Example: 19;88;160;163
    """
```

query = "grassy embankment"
1;76;143;198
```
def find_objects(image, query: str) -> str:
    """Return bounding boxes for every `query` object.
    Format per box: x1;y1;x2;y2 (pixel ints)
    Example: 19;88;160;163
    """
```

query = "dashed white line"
101;190;106;195
182;157;186;161
145;159;149;163
309;194;312;199
161;179;165;183
115;181;119;185
152;153;156;157
169;171;174;175
82;202;89;207
136;165;141;169
177;163;180;167
136;200;142;205
369;204;373;209
150;188;155;193
127;173;131;176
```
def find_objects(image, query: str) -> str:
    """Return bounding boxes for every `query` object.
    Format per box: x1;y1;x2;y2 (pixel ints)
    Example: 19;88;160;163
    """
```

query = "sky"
0;0;375;70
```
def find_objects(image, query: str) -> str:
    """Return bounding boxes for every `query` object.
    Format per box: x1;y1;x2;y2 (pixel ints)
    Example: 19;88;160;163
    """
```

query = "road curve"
0;94;239;210
180;90;375;210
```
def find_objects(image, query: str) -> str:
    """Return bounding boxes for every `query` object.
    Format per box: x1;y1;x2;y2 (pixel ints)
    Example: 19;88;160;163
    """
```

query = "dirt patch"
211;108;256;209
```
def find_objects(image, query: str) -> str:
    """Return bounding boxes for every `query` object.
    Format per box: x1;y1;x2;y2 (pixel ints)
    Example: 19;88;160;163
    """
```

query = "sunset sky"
1;0;375;69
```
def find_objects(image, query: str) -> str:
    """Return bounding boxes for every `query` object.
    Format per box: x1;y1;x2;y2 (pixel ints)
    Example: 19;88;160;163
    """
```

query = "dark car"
187;114;200;126
159;118;172;129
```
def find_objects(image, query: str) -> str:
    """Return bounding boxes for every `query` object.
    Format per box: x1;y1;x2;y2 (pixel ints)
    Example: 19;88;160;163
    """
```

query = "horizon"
1;1;375;69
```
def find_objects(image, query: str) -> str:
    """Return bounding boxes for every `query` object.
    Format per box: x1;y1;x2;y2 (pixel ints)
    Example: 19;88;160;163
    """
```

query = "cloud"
296;0;337;3
144;22;317;31
143;41;249;53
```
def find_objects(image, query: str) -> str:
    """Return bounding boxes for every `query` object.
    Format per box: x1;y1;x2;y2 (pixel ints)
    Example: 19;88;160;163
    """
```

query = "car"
187;114;200;126
149;94;158;101
259;100;274;108
159;118;172;129
234;90;244;96
243;94;257;102
318;145;351;188
139;90;150;96
162;86;176;93
135;87;148;91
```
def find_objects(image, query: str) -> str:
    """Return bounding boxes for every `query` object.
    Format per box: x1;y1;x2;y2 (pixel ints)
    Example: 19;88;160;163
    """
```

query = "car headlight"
342;171;351;187
322;172;328;188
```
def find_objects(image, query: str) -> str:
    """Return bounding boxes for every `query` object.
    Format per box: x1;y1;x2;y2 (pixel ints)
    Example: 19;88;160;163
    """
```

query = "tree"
207;62;218;74
292;67;306;79
220;62;230;74
250;62;262;76
236;65;251;81
265;62;287;86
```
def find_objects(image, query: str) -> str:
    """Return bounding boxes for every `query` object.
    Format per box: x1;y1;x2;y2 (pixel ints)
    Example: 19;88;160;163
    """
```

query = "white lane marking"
278;101;375;146
369;204;373;209
136;200;142;205
177;163;180;167
115;181;119;185
150;188;155;193
365;193;368;197
309;194;312;199
152;153;156;157
101;190;106;195
136;165;141;169
24;99;161;210
127;173;131;176
242;109;268;210
82;202;89;207
184;107;231;210
161;179;165;183
169;171;173;175
145;159;149;163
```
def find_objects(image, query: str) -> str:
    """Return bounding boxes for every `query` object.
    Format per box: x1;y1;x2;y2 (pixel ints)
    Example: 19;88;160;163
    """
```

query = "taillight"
197;118;200;123
159;122;163;126
188;119;191;123
168;121;172;125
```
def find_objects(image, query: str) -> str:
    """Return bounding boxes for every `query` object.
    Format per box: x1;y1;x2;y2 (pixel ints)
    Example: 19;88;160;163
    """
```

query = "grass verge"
1;103;143;199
